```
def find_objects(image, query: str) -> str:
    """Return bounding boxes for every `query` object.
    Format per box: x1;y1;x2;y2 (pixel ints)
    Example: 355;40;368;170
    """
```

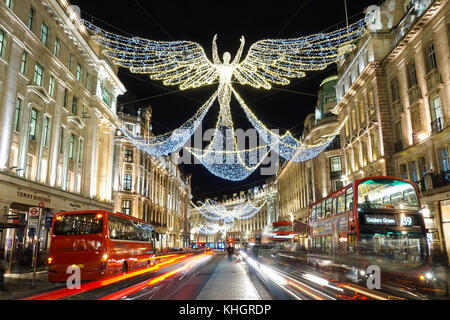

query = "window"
14;97;21;132
0;29;6;57
390;77;399;102
76;63;82;82
48;75;55;98
332;197;337;216
425;42;437;73
325;198;332;217
440;147;449;173
359;100;365;124
102;87;112;106
33;62;43;86
316;202;322;219
123;174;132;191
40;23;48;46
407;61;417;88
53;37;60;57
5;0;14;10
27;7;35;30
368;90;375;116
78;139;84;164
54;214;103;235
400;163;408;180
59;127;64;154
63;88;68;107
43;116;50;147
345;187;353;212
337;194;345;214
330;156;342;173
124;149;133;163
351;108;356;131
29;108;38;140
20;51;27;74
408;161;419;183
69;134;75;159
108;215;153;241
430;96;444;132
71;96;77;114
121;200;132;215
410;105;421;134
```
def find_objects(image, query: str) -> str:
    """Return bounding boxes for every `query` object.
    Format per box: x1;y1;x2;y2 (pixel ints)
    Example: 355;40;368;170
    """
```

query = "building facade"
113;107;192;252
0;0;125;270
333;0;450;263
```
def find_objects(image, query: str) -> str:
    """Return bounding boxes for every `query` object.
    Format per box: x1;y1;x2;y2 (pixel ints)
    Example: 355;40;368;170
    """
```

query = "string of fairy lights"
82;14;368;182
190;198;266;235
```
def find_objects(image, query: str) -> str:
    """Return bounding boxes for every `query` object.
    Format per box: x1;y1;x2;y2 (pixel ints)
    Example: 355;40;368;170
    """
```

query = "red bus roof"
54;210;151;225
273;221;293;226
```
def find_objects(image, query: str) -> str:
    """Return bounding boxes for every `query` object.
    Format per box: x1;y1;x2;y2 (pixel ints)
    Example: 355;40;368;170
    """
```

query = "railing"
431;117;444;134
431;170;450;189
426;69;442;90
408;85;422;104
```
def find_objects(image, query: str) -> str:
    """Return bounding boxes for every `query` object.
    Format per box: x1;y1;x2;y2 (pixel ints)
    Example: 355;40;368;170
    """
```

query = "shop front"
0;174;113;273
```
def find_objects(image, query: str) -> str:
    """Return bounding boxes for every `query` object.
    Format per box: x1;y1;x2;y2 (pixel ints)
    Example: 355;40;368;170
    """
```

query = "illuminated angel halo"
83;17;367;180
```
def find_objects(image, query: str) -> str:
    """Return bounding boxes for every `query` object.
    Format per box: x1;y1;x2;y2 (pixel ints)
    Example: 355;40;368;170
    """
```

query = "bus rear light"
101;254;108;262
96;214;103;219
48;257;53;264
55;216;62;221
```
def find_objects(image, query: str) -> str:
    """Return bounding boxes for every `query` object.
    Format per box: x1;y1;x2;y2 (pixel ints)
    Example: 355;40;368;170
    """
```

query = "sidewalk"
196;254;261;300
0;270;62;300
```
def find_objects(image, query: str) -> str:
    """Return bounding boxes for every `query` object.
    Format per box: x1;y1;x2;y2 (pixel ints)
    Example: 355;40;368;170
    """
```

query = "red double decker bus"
307;176;431;286
48;210;155;282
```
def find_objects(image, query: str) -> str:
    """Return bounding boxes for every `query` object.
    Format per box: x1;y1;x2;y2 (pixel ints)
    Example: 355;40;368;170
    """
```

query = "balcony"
408;85;422;105
431;117;444;134
426;69;442;91
417;170;450;192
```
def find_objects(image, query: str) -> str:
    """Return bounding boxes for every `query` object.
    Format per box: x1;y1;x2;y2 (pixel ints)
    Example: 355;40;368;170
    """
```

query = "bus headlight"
101;254;108;261
425;273;433;280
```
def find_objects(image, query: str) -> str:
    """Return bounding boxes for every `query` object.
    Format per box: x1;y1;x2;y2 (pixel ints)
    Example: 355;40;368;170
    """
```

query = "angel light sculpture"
83;17;367;180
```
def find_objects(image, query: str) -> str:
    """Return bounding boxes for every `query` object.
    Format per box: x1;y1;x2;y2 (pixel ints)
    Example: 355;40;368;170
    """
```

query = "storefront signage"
17;190;51;203
28;217;38;229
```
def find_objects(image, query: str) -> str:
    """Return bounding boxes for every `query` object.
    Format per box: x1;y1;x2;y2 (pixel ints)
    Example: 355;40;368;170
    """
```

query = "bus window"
332;198;337;216
346;187;353;211
348;233;356;255
316;202;322;219
337;194;345;214
325;198;332;217
54;213;103;235
311;205;316;221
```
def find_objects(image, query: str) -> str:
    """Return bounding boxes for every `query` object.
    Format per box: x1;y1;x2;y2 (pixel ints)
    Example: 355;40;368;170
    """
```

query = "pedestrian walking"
226;245;234;262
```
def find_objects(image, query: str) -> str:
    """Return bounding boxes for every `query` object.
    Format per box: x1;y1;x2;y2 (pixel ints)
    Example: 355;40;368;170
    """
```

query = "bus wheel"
122;262;128;274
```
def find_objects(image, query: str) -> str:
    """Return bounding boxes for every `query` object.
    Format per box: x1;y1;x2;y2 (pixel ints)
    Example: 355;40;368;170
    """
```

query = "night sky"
70;0;377;199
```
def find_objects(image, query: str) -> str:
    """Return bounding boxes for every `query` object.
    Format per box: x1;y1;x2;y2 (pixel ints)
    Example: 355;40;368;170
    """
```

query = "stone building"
0;0;124;270
113;107;192;251
333;0;450;262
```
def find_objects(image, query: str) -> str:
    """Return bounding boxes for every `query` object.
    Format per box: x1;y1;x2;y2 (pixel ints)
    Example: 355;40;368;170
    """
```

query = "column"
48;80;67;186
0;36;24;169
397;60;413;146
433;18;450;123
83;109;100;198
414;41;432;135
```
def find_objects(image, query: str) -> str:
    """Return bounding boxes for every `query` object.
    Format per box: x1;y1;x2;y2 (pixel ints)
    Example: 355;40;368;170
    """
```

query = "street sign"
45;212;54;229
28;217;38;229
29;207;39;217
39;202;45;208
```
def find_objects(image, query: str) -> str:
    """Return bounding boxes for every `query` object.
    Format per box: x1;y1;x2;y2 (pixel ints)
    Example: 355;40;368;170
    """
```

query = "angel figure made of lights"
83;15;368;180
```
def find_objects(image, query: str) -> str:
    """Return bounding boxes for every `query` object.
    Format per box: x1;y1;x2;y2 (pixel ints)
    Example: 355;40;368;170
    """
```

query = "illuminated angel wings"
82;19;366;90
